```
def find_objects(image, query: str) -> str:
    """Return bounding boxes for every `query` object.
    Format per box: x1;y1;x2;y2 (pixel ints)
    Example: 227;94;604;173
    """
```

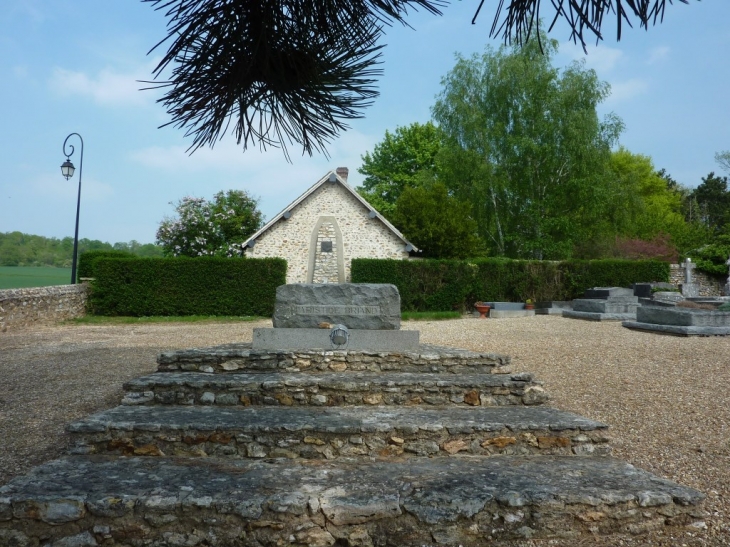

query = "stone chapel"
242;167;416;284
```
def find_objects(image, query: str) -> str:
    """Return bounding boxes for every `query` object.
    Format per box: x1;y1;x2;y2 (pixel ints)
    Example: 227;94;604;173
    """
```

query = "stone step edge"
67;406;610;459
0;455;707;546
122;371;549;407
156;342;513;375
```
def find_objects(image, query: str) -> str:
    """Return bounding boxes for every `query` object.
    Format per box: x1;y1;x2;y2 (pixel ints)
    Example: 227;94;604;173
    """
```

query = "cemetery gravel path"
1;316;729;547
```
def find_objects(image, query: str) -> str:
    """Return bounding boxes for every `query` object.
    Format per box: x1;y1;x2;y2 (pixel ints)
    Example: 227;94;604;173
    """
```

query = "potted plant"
524;299;534;310
474;301;491;318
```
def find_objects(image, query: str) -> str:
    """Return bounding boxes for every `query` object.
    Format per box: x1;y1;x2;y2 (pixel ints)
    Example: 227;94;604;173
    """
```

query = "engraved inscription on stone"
273;283;401;330
293;305;380;316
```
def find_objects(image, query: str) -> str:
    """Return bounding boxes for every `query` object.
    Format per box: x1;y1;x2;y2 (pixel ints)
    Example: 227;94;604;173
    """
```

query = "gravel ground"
0;315;728;546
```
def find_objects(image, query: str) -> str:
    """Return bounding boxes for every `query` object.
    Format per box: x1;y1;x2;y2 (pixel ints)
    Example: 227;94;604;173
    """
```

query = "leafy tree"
607;149;682;237
716;151;730;174
113;241;165;258
691;172;730;234
432;34;622;259
144;0;693;158
0;232;162;267
391;180;483;259
357;122;443;217
156;190;264;257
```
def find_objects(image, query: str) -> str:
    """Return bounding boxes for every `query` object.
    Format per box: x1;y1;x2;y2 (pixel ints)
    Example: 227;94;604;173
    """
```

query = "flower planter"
474;302;491;319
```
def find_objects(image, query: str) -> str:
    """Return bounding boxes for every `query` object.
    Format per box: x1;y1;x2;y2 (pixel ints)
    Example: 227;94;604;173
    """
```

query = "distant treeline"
0;231;163;267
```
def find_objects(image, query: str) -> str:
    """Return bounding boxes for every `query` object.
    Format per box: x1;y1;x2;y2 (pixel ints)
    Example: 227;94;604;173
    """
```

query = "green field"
0;266;73;289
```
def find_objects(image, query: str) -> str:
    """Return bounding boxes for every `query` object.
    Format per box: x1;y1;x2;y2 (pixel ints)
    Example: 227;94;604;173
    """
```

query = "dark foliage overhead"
143;0;444;160
143;0;692;159
478;0;692;49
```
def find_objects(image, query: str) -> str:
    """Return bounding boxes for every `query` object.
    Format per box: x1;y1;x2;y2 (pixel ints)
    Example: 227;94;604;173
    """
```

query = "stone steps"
67;405;610;459
156;343;513;375
122;371;549;407
0;455;705;546
0;325;708;544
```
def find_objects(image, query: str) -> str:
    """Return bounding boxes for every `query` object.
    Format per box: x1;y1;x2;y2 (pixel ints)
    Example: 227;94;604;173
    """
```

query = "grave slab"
622;321;730;336
584;287;635;298
562;310;637;322
535;301;573;315
489;309;536;319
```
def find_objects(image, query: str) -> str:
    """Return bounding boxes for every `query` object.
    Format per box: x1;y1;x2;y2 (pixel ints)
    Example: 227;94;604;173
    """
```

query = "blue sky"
1;0;728;245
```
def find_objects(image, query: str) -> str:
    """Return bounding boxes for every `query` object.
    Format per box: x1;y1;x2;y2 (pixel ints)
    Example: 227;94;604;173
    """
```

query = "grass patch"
67;315;267;325
401;311;462;321
0;266;72;289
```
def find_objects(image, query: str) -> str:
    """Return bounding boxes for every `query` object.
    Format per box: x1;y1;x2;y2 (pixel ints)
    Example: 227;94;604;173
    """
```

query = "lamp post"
61;133;84;284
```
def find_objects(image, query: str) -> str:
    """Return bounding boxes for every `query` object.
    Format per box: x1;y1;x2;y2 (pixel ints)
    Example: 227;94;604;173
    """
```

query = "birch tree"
432;34;623;258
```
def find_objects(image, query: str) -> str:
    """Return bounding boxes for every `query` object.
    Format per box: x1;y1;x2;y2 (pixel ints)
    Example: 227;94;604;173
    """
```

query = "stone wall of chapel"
245;183;409;283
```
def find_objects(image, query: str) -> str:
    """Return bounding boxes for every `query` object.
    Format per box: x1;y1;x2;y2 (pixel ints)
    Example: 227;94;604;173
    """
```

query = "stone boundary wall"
669;264;726;297
0;284;88;332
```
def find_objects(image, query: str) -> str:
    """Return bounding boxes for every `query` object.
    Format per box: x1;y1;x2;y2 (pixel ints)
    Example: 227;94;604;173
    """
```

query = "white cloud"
605;78;649;104
561;42;624;73
130;128;376;220
647;46;670;64
49;64;155;107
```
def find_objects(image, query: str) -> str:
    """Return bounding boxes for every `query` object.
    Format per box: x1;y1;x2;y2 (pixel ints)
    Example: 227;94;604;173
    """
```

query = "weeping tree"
143;0;695;159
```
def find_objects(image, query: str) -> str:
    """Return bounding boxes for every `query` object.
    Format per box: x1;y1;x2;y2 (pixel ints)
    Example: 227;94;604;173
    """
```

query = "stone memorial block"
632;283;653;298
272;283;401;330
584;287;634;299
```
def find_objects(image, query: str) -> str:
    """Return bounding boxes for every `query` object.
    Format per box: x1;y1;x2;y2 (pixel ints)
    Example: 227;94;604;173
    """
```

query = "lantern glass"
61;159;75;180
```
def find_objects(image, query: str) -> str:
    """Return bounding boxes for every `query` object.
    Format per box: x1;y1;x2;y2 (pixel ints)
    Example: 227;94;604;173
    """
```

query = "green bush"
77;250;135;281
689;235;730;277
88;256;286;317
352;258;669;311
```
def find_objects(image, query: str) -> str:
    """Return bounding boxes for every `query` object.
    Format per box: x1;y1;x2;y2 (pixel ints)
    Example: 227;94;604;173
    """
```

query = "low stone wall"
669;264;726;297
0;284;88;332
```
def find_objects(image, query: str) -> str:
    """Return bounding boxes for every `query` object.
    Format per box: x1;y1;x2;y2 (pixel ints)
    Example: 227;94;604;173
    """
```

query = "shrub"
77;250;135;281
612;233;678;263
88;256;286;316
689;235;730;277
352;257;669;312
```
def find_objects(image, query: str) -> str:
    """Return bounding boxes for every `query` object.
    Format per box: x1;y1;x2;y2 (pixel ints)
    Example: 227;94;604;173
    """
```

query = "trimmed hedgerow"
77;250;135;281
88;256;286;317
351;258;669;312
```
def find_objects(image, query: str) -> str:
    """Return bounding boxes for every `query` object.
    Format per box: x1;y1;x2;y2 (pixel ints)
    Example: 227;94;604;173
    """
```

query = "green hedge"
351;258;669;312
77;250;135;281
88;257;286;316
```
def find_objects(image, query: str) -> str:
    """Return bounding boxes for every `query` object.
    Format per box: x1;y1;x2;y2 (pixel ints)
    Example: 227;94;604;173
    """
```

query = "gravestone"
272;283;400;330
254;283;419;351
563;287;639;321
535;301;573;315
624;305;730;336
681;258;699;297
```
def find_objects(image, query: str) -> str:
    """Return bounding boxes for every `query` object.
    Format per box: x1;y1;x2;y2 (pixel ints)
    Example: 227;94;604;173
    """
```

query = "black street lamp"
61;133;84;284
